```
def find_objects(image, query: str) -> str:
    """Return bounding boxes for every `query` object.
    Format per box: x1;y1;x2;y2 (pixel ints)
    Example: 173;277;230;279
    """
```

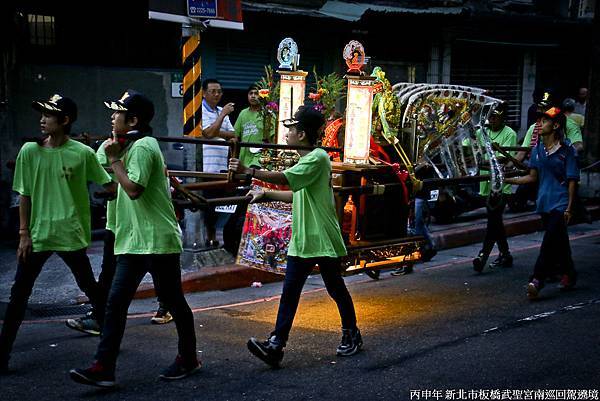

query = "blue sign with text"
187;0;218;18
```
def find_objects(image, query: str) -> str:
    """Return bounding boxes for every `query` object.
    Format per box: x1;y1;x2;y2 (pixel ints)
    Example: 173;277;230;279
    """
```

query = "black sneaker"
364;270;380;280
336;328;363;356
69;361;116;388
489;253;513;268
391;265;413;276
247;336;284;368
151;304;173;325
66;311;101;336
472;251;488;273
422;248;437;262
159;355;201;381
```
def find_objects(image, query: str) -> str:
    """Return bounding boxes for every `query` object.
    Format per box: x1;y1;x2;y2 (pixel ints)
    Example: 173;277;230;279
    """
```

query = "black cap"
32;94;78;123
282;106;325;134
537;91;553;109
104;90;155;123
491;102;508;117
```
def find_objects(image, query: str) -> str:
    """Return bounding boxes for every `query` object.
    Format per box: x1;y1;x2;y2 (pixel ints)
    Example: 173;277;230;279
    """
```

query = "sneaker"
247;336;284;368
159;355;201;381
489;253;513;268
66;312;101;336
69;361;116;388
151;305;173;325
472;251;488;273
336;328;363;357
558;274;577;291
422;248;437;262
527;279;543;300
391;265;413;276
364;270;380;280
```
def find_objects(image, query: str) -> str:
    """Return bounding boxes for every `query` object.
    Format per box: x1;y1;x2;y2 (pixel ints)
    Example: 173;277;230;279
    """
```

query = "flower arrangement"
309;67;346;118
371;66;401;144
255;65;280;142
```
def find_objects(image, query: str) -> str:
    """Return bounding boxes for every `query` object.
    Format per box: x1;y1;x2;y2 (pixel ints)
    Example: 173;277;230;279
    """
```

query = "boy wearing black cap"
66;96;173;337
472;102;517;272
70;90;199;387
229;106;362;368
0;94;113;373
506;107;579;299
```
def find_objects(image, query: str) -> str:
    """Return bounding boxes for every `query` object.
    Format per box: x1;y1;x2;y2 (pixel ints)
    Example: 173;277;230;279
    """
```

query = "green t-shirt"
522;120;582;147
474;126;517;195
565;117;583;144
96;140;116;232
568;113;584;128
234;108;275;168
113;137;182;255
13;140;112;252
283;148;346;258
521;123;537;148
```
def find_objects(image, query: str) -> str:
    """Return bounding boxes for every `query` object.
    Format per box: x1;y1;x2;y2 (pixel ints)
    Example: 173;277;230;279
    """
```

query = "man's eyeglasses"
206;89;223;95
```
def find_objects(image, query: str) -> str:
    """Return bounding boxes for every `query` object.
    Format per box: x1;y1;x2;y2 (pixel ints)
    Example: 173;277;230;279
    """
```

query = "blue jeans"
414;198;434;250
272;256;357;345
95;254;196;371
0;249;100;360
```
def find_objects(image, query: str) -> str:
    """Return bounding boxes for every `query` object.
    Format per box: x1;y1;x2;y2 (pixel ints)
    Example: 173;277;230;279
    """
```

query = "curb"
131;205;600;299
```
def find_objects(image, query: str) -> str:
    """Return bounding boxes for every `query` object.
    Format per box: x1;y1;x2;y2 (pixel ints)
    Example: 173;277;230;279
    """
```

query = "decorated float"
81;38;526;278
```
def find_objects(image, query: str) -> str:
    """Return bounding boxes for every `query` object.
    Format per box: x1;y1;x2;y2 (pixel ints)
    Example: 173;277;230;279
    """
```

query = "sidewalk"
132;204;600;299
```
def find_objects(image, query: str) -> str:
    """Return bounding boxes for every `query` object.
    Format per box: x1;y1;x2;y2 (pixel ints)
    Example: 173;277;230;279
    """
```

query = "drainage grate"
27;303;92;318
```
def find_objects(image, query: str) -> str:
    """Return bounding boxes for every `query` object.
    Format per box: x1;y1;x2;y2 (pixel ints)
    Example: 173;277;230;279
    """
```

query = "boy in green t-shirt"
66;141;173;337
229;106;362;368
234;86;276;168
470;103;517;272
0;95;113;374
70;91;198;388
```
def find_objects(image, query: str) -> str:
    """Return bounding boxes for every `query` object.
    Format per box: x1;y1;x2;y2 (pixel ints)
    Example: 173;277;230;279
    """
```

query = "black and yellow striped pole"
182;31;202;137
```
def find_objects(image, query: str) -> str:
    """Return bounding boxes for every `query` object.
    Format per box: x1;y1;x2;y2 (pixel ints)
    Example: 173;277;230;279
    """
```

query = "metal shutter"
450;43;523;130
215;34;273;90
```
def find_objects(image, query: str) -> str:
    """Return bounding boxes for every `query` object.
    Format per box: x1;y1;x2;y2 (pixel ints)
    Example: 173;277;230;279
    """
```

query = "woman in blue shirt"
505;107;579;300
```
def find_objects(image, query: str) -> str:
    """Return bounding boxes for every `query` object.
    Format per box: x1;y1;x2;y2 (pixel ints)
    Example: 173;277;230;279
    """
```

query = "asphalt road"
1;223;599;400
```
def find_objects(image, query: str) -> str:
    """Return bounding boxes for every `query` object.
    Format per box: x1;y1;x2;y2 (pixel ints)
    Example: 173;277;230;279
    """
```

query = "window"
569;0;596;18
28;14;55;46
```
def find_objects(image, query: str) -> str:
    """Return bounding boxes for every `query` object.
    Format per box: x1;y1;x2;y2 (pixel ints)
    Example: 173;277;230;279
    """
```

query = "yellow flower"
259;89;270;98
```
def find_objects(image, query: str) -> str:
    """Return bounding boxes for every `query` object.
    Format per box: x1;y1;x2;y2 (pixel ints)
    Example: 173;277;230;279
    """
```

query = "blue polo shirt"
529;141;579;214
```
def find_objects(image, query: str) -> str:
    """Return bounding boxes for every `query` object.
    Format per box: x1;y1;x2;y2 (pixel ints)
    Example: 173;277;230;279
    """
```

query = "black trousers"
532;210;576;281
481;194;509;256
272;256;357;345
95;230;164;324
0;248;100;360
95;253;196;372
